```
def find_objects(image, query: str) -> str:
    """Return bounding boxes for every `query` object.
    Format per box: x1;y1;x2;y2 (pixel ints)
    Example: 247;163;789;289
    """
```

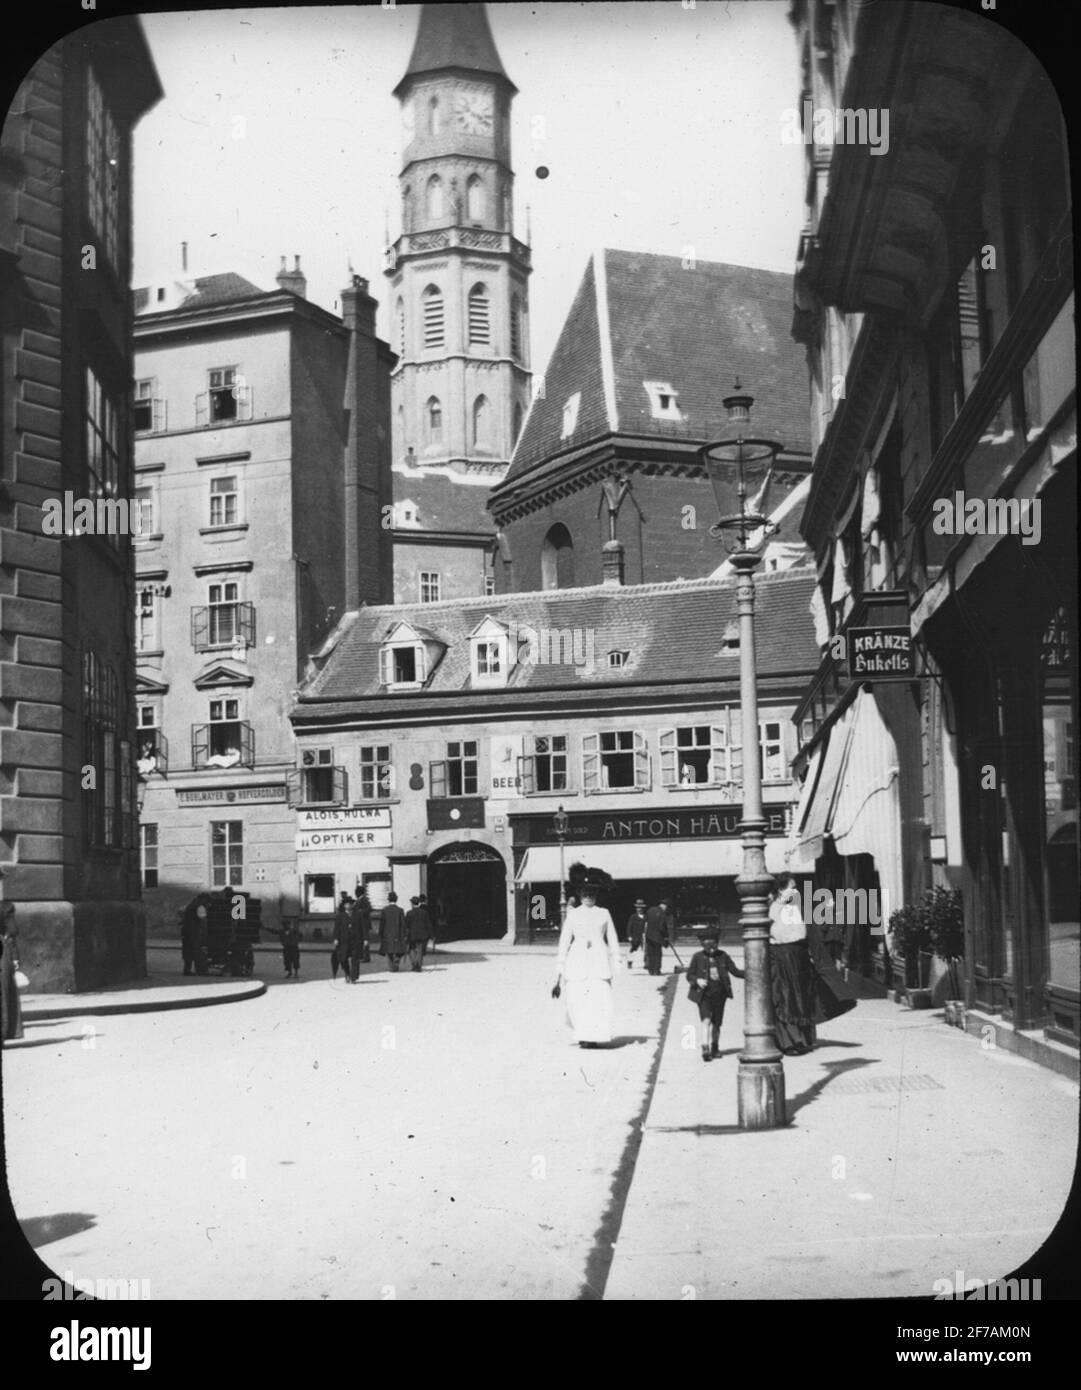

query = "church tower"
386;3;531;600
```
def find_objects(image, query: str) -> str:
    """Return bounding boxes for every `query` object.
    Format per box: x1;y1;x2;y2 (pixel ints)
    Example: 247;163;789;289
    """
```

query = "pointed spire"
393;3;516;97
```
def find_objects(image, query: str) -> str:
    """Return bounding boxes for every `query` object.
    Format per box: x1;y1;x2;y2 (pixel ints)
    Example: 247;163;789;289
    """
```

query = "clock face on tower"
455;90;493;134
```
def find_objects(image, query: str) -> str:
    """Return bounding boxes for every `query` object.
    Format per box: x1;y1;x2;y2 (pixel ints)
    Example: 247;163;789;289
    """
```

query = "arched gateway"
426;842;507;941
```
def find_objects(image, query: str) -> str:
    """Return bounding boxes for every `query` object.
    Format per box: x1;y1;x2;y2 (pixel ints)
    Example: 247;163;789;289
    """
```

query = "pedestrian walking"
1;900;25;1043
349;888;372;982
553;870;622;1047
807;906;859;1024
180;892;211;975
768;875;816;1054
278;919;301;978
686;925;744;1061
405;896;432;972
625;898;647;968
643;896;674;975
332;891;353;981
380;891;407;972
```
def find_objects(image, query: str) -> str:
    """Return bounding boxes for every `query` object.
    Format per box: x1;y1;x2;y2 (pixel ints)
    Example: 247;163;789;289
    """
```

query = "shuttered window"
423;286;444;347
468;285;490;345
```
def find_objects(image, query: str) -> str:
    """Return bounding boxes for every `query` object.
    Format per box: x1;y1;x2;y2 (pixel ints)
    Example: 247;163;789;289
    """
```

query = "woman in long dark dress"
1;901;24;1042
806;913;859;1024
769;879;816;1055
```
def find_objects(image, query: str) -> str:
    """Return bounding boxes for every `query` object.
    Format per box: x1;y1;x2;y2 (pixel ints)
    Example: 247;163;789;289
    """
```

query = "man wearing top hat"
405;895;432;972
642;896;674;975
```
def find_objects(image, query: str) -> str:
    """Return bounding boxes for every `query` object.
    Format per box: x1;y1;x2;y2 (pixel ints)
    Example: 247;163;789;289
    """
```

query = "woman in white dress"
554;875;622;1047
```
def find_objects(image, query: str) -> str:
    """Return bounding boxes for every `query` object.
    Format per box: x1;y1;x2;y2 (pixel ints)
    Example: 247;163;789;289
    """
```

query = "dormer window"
720;621;740;652
561;392;581;439
378;620;443;691
470;615;515;688
643;381;682;421
607;649;630;669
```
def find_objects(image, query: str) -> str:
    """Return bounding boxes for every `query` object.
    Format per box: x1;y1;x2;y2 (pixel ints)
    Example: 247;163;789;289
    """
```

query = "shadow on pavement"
19;1212;97;1249
5;1034;94;1049
786;1056;875;1119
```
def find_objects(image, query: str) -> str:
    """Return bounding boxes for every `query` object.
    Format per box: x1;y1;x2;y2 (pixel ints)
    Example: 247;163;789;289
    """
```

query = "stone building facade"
0;19;162;990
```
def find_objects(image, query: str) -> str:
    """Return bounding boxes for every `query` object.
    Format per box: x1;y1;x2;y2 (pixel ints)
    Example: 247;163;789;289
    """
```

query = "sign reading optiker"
848;625;915;679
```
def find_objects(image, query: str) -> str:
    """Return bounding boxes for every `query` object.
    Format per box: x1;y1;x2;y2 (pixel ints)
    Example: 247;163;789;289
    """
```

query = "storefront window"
305;874;336;914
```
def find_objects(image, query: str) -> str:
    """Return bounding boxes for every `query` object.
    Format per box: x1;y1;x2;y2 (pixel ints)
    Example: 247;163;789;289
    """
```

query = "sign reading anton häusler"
296;806;392;851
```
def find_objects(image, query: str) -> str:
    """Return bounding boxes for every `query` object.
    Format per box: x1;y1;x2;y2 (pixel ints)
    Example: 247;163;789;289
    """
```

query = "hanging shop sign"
847;625;915;679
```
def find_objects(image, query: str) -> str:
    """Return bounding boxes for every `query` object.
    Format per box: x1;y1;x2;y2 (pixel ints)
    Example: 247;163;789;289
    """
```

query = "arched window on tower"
396;404;407;460
395;297;405;357
428;97;442;136
510;295;522;360
425;397;443;447
427;174;444;221
472;395;491;450
468;284;490;345
541;523;575;590
422;285;444;348
512;401;524;446
466;175;485;223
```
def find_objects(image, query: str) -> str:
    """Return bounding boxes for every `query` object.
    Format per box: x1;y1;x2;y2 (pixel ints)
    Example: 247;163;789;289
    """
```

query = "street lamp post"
553;804;569;924
701;387;786;1130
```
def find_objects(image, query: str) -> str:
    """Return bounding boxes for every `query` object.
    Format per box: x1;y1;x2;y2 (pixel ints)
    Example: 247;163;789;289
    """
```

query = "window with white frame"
208;581;239;645
133;485;156;538
209;367;237;422
134;379;164;434
419;571;441;603
518;733;570;794
470;618;513;688
136;702;166;775
140;823;159;889
607;650;629;670
760;719;787;782
359;744;393;800
474;639;502;679
659;724;732;787
86;66;120;269
85;366;120;506
642;380;683;420
298;746;347;806
209;474;239;527
135;585;160;653
210;820;243;888
583;729;650;791
379;641;426;689
435;740;478;797
208;698;242;760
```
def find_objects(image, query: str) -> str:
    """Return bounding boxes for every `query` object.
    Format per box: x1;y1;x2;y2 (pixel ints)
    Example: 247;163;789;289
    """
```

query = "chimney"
602;537;625;587
341;274;392;608
276;254;307;299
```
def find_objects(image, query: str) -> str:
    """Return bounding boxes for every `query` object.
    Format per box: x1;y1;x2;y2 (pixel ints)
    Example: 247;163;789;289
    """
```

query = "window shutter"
634;730;650;789
238;601;256;647
191;606;209;650
517;755;535;796
156;731;169;776
582;733;599;793
333;766;348;806
194;392;208;426
240;721;255;768
728;709;743;786
415;644;427;683
379;647;392;686
152;398;166;432
285;769;301;808
235;384;253;421
709;725;727;785
192;723;208;769
429;761;446;797
659;728;676;787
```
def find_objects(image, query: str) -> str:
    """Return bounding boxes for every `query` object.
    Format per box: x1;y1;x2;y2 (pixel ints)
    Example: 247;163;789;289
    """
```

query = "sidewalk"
605;955;1079;1300
20;974;265;1021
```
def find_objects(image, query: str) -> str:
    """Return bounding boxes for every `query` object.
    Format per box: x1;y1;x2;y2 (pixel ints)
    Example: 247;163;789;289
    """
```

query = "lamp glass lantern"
699;391;782;552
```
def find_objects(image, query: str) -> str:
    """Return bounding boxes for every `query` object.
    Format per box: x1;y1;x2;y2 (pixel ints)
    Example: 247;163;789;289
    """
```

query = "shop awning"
829;687;903;919
784;745;824;873
514;836;790;885
793;705;856;862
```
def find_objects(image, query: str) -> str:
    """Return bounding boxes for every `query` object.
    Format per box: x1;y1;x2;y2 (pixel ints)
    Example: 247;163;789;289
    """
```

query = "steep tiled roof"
294;569;818;720
134;273;267;316
504;249;809;483
394;3;513;95
393;469;499;536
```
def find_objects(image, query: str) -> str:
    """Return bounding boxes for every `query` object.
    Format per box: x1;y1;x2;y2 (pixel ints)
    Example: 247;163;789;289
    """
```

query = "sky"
132;1;807;377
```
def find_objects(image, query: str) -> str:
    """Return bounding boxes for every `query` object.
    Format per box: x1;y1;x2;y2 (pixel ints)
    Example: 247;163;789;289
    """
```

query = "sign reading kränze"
848;625;914;679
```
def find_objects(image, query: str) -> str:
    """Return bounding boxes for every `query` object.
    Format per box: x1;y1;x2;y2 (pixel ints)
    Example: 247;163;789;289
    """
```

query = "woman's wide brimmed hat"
569;867;611;895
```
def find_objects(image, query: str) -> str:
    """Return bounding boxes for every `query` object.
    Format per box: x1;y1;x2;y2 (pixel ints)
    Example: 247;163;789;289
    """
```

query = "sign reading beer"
848;625;914;679
489;735;523;797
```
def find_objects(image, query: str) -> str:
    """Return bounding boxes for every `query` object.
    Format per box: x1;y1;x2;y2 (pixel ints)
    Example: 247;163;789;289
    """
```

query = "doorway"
427;843;506;941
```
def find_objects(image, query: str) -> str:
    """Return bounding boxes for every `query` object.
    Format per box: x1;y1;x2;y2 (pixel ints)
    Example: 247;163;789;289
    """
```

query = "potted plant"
887;901;932;1007
925;885;965;1024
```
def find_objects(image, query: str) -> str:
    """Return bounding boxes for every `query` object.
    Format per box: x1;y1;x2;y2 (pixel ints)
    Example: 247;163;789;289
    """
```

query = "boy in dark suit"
686;925;744;1061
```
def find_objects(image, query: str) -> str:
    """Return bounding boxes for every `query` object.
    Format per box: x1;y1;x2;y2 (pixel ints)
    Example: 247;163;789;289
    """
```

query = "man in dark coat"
333;892;352;981
380;891;408;972
625;898;647;966
349;889;372;982
405;896;432;972
643;897;674;975
686;925;745;1061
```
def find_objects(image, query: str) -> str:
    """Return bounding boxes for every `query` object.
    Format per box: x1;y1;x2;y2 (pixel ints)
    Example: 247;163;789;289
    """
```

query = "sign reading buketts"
847;625;915;680
296;806;392;851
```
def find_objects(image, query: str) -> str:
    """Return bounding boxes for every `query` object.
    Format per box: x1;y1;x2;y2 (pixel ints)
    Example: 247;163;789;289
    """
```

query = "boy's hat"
700;924;721;940
410;896;419;905
634;898;646;907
